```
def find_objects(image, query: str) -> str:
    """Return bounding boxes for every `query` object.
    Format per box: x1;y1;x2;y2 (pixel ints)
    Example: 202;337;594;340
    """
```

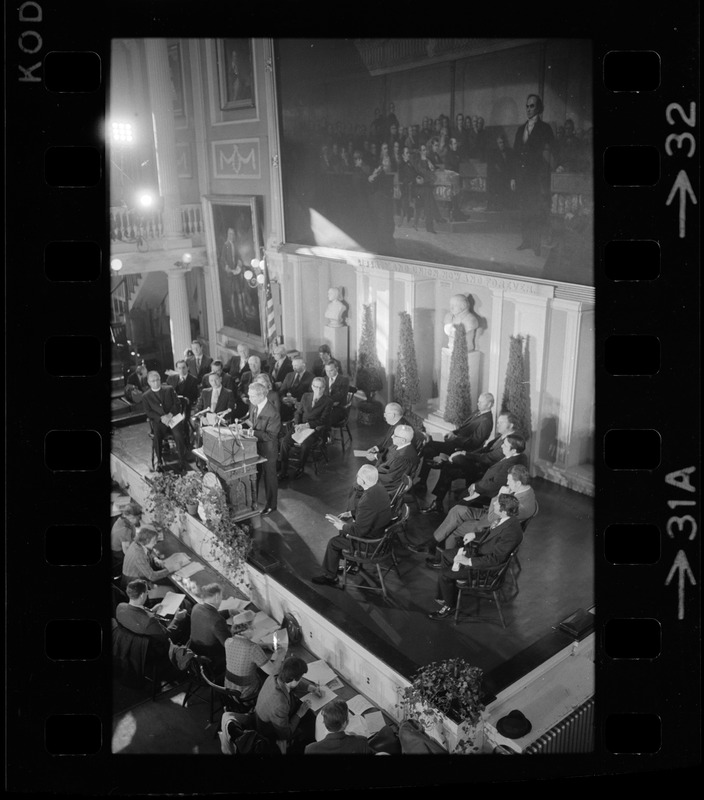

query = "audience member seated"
224;343;251;385
239;355;263;396
201;360;235;392
186;340;213;382
427;494;523;620
111;502;142;575
305;699;375;755
415;393;495;493
312;465;393;587
278;357;314;422
189;582;238;676
323;361;350;426
278;377;333;480
253;372;281;416
416;465;536;565
142;370;191;470
269;344;293;390
375;424;419;496
255;656;321;754
166;359;201;407
312;344;335;378
195;372;237;421
116;579;188;646
424;431;527;514
121;526;176;590
364;402;423;462
224;610;269;703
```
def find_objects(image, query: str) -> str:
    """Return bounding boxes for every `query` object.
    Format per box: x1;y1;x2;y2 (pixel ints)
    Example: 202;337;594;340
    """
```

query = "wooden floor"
111;410;594;700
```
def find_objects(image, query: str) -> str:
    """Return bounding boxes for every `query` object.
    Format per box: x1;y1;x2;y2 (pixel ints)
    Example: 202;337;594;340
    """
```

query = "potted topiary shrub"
400;658;486;753
355;303;384;425
174;470;204;516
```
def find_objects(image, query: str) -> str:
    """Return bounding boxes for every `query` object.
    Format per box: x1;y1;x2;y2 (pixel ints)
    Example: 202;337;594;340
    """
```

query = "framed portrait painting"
167;42;186;116
203;196;265;347
216;38;256;111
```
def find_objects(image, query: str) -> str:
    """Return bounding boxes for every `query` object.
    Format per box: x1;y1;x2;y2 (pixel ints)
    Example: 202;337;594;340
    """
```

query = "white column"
167;268;192;365
144;38;183;238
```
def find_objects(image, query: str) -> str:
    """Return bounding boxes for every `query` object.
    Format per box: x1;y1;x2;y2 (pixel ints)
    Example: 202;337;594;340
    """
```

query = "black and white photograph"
108;37;595;760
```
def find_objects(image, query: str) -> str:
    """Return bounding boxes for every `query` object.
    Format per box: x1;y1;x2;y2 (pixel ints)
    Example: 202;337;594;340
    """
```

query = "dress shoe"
516;241;529;250
260;507;275;516
421;501;443;515
433;597;446;606
276;471;288;481
406;542;429;554
427;605;453;620
425;557;442;569
455;579;468;587
311;574;339;586
290;468;304;480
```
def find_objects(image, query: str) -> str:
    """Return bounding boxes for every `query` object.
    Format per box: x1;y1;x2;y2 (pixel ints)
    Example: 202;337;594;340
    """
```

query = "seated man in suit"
375;424;419;496
416;465;536;565
278;357;314;422
166;359;201;406
414;393;495;493
305;699;375;755
121;527;178;590
312;465;393;586
200;360;235;392
255;656;321;755
142;370;190;470
111;502;142;576
186;340;213;382
224;343;250;384
428;493;523;620
424;433;528;515
116;579;188;647
312;344;335;378
195;372;237;421
421;413;520;513
269;343;293;390
278;377;333;480
364;402;424;461
189;582;239;676
323;361;350;426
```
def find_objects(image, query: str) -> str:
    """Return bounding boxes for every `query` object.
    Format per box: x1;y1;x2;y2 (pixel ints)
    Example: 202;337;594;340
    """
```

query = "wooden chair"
453;551;518;628
340;526;401;601
182;657;254;725
329;387;356;452
287;429;329;476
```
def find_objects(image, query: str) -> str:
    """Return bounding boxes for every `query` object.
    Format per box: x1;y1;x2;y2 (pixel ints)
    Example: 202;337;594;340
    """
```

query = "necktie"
293;374;299;387
252;407;258;425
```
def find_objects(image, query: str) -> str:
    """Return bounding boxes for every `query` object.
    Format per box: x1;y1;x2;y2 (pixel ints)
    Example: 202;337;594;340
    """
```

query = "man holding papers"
116;579;188;647
312;465;393;587
305;700;374;754
142;370;191;471
278;377;333;481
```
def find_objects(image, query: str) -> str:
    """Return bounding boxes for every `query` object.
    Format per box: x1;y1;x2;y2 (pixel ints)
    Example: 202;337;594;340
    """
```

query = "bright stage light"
110;258;123;271
110;121;133;145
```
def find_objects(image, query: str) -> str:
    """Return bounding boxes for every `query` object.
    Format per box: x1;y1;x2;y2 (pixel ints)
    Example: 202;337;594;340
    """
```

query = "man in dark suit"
312;465;393;586
364;403;424;461
415;392;495;492
195;373;237;419
186;340;213;382
224;343;250;382
428;493;523;620
269;344;293;389
116;579;188;646
166;359;200;406
512;93;555;257
189;582;237;676
305;699;374;755
375;424;419;496
464;435;528;503
246;381;281;515
142;371;190;470
200;360;236;392
323;361;350;426
278;357;314;423
421;412;520;513
278;377;333;480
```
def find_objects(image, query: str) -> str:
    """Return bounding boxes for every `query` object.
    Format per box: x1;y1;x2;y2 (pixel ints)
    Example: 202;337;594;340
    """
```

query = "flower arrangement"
174;470;204;511
144;471;180;532
400;658;485;753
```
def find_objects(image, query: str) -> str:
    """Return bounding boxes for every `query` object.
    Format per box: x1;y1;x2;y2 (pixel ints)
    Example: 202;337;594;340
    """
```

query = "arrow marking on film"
665;550;696;620
665;170;698;239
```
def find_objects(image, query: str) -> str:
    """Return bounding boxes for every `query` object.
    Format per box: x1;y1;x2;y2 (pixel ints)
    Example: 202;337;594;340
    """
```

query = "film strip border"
5;3;700;791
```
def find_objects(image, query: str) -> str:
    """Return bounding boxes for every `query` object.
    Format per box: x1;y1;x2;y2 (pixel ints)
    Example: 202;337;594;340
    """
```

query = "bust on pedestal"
437;294;483;421
324;286;349;374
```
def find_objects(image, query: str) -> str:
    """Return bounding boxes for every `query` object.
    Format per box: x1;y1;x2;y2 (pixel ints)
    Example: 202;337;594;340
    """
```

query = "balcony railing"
181;203;204;236
110;206;164;243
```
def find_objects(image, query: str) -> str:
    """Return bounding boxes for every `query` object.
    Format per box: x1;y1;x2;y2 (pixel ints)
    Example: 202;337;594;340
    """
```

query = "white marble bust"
443;293;480;352
325;286;346;328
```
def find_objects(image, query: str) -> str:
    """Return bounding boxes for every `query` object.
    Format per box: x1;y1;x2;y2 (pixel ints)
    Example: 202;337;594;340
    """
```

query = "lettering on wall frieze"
212;138;261;179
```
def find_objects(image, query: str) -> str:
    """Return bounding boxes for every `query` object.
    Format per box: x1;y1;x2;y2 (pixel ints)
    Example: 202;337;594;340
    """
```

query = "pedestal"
425;349;482;439
325;325;349;375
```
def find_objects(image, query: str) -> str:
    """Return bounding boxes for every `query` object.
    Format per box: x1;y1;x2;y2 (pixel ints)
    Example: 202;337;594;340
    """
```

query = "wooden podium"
193;446;266;525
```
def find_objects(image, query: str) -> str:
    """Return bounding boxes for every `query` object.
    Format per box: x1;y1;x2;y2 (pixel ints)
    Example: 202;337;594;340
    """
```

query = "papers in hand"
219;596;249;614
304;659;338;687
156;591;186;617
173;561;204;579
325;514;343;527
346;693;375;717
301;684;337;713
292;427;316;444
168;412;185;429
353;449;372;458
462;491;480;502
162;552;191;572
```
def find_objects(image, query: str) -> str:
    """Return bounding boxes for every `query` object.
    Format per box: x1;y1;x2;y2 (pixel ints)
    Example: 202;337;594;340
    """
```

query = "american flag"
263;258;277;345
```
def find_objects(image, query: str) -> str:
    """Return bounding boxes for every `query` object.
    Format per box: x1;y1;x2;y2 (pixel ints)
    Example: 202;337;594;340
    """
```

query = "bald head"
357;464;379;489
393;424;414;445
383;403;403;425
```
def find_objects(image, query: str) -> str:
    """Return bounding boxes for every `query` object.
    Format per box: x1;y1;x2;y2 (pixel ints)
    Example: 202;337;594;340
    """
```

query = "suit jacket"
324;374;350;408
279;370;314;402
249;401;281;460
342;482;393;539
305;731;374;755
196;386;236;416
478;486;538;528
376;415;423;455
142;385;182;424
270;356;293;386
377;444;419;492
115;603;177;646
201;372;235;392
470;432;508;469
187;354;213;381
255;674;297;743
467;516;523;569
189;602;231;663
121;541;170;587
450;411;493;452
474;453;528;499
294;392;333;433
513;118;554;182
166;373;200;406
